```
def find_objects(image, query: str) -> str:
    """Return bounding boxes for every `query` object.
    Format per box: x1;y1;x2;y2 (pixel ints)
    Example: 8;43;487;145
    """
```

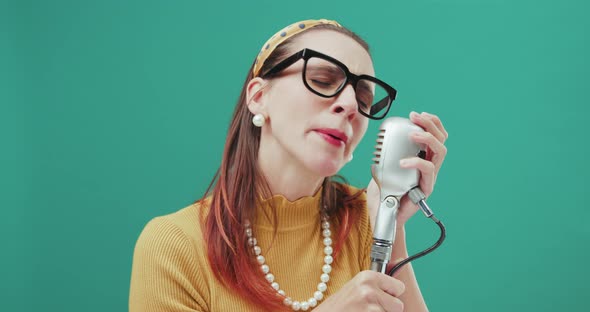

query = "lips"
314;128;349;147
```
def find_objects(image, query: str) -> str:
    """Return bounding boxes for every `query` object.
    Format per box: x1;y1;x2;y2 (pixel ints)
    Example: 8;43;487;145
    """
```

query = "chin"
307;158;343;178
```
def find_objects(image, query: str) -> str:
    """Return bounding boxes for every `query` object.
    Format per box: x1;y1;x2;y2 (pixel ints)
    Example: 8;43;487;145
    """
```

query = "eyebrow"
306;64;344;75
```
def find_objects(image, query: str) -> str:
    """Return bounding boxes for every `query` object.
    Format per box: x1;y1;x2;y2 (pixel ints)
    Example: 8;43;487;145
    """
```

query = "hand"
315;270;406;312
367;112;448;227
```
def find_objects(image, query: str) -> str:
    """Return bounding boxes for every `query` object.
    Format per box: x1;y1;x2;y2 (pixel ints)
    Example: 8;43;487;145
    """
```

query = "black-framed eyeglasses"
260;48;397;120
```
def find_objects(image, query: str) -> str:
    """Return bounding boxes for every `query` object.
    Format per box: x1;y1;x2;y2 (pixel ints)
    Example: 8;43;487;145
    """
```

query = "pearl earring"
252;114;265;127
348;154;353;162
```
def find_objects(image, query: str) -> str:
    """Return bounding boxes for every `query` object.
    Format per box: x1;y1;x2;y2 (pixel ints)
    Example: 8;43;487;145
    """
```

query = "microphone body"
370;117;426;273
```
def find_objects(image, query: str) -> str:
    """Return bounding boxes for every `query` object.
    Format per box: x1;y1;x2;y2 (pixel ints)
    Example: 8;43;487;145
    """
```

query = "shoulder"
330;181;370;230
333;181;368;212
133;200;210;262
130;201;213;311
331;182;373;269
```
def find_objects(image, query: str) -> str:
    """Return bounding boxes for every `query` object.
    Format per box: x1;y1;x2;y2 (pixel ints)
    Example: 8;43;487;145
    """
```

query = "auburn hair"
198;24;371;311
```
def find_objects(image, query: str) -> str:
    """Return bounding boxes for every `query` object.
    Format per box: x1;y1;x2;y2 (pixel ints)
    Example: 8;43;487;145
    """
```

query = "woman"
130;19;448;312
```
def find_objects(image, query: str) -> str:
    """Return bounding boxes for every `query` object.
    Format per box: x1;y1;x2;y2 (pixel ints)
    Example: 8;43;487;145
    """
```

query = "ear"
246;77;269;116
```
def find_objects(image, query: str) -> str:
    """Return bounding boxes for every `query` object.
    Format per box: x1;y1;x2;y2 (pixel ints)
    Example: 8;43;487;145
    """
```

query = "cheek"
268;80;313;115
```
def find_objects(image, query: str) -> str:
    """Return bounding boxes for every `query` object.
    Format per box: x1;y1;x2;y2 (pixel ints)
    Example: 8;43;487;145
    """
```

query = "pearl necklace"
245;214;333;311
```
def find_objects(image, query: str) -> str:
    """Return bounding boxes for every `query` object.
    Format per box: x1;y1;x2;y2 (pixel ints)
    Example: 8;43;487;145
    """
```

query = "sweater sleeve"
129;216;209;312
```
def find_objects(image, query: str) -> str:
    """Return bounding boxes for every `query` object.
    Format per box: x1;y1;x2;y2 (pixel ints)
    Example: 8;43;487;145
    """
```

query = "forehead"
289;30;375;77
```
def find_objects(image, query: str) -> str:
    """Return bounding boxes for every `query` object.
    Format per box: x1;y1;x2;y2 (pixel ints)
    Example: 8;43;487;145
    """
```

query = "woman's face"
256;30;374;178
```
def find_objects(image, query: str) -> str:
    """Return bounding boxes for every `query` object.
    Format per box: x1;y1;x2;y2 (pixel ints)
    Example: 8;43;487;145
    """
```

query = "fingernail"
410;111;420;119
399;159;409;167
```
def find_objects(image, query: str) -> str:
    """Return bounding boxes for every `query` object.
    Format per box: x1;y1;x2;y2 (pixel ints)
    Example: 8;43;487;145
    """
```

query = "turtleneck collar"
254;187;323;231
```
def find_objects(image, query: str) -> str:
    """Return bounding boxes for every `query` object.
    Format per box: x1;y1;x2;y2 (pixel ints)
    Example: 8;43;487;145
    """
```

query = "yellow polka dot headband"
252;19;342;77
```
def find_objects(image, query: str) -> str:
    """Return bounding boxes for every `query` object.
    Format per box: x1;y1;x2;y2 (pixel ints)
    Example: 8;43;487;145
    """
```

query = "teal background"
2;0;588;311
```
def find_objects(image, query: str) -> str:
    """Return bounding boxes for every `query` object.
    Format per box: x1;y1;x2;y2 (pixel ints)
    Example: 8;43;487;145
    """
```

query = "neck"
257;140;324;201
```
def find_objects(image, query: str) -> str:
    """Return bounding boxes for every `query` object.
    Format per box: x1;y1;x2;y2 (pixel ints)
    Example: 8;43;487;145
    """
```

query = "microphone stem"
370;196;400;274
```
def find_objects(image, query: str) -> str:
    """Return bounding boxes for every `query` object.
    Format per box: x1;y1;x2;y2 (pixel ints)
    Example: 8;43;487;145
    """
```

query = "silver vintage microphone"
369;117;429;273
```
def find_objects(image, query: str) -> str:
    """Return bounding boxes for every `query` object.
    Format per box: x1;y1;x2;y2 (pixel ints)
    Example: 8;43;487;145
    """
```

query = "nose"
330;84;358;120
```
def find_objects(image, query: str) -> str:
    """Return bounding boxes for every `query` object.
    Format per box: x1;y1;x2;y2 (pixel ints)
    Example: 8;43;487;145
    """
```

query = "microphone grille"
372;129;385;164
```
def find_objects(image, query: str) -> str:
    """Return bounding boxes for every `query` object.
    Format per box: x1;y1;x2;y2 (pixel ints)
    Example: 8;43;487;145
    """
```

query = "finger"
410;131;447;170
422;112;449;141
376;292;405;312
400;157;436;195
409;111;446;144
375;272;406;298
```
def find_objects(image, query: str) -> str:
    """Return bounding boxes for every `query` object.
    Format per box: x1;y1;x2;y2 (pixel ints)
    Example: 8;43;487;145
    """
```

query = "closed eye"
311;79;335;87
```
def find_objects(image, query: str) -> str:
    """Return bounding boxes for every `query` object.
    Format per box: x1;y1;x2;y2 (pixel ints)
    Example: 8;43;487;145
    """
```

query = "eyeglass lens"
304;57;390;118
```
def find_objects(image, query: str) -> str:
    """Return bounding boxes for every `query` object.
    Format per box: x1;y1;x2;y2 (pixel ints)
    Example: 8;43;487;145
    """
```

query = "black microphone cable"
387;188;446;276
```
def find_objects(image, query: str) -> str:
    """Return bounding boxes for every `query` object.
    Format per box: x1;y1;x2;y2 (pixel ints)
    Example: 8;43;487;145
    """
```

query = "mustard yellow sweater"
129;186;372;311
